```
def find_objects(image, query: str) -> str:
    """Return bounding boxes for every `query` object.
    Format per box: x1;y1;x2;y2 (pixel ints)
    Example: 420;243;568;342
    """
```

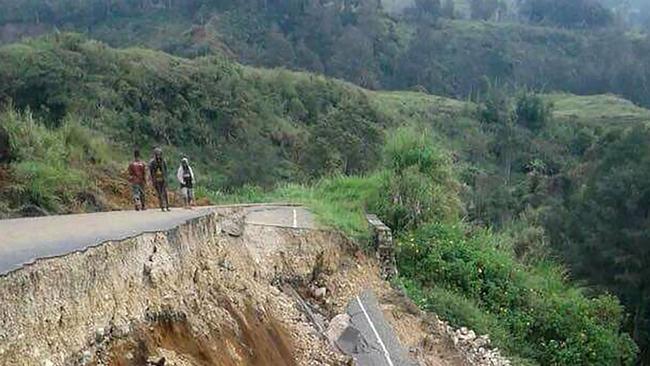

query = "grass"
207;174;384;242
370;90;469;122
0;109;120;214
547;93;650;126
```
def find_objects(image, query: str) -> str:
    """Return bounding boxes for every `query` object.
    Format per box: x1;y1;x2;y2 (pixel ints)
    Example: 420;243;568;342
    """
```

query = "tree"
441;0;455;18
261;31;296;68
515;91;551;132
328;26;379;88
561;126;650;363
519;0;613;28
415;0;441;17
470;0;499;20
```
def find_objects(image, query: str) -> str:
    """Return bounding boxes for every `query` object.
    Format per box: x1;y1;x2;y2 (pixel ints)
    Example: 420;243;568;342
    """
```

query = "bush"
372;127;460;232
516;92;552;132
397;222;638;365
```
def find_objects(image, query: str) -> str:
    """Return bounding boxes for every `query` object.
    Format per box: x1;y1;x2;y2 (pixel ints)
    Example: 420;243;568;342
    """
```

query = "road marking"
355;295;395;366
293;209;298;228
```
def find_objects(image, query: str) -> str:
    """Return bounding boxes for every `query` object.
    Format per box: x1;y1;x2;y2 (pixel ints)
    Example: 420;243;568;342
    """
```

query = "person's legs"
131;184;140;210
132;184;146;211
139;185;146;210
161;182;170;211
154;182;165;211
188;188;194;208
181;187;189;208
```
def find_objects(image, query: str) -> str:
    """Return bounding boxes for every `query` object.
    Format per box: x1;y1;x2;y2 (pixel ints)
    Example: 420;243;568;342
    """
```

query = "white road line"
355;295;395;366
293;208;298;228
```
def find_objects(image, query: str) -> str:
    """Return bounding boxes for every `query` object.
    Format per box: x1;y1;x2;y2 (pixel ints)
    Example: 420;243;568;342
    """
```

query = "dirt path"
0;204;313;275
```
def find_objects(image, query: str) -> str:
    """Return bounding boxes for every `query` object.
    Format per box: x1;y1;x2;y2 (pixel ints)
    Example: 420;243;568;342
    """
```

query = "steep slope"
0;206;499;366
0;34;387;216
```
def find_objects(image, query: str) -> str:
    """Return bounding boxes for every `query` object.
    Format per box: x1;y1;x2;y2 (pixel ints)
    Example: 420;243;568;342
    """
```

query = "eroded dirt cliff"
0;207;506;366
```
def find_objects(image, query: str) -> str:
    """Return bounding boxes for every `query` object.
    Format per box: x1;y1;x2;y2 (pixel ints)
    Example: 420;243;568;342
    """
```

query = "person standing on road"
149;147;170;212
176;157;196;209
128;149;147;211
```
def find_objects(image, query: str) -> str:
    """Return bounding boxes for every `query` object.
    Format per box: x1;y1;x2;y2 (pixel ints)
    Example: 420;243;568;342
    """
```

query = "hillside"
2;34;649;364
0;32;581;216
0;33;389;215
1;0;650;109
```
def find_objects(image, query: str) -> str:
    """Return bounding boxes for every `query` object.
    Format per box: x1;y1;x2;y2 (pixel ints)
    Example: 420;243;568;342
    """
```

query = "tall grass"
1;109;112;213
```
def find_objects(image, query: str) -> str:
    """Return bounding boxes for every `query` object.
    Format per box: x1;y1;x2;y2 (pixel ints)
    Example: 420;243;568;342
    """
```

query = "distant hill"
0;0;649;109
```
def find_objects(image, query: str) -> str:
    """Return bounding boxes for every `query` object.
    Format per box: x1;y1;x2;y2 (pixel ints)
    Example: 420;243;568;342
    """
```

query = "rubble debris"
221;215;244;237
325;314;351;346
438;319;511;366
146;356;166;366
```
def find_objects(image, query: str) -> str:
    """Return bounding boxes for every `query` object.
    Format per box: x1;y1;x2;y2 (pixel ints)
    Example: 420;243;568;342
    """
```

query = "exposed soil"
306;247;468;366
0;209;473;366
104;304;297;366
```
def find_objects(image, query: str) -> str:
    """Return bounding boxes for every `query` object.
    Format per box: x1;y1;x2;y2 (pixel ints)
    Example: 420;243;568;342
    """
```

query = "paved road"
337;290;416;366
245;205;314;229
0;204;313;275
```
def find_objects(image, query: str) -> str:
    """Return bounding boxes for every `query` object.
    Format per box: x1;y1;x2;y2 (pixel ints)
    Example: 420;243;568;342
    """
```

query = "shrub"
372;127;460;232
397;222;638;365
516;92;552;132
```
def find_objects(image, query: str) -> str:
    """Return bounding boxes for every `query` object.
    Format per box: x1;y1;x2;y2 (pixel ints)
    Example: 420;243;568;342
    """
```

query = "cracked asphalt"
0;204;313;275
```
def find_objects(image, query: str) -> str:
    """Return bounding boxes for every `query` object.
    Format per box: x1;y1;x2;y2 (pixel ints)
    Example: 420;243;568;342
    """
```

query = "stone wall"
366;214;398;280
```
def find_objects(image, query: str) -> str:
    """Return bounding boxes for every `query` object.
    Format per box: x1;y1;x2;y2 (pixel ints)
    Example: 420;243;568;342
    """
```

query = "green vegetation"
0;108;116;216
2;0;650;110
1;22;649;363
213;125;639;365
399;223;636;365
0;33;386;195
550;125;650;364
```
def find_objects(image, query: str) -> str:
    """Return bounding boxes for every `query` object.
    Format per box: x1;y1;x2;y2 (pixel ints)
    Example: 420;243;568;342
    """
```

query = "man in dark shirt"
128;149;147;211
149;147;170;212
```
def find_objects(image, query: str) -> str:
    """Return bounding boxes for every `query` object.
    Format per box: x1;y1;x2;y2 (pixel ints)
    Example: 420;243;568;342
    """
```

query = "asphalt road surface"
245;205;314;229
338;289;417;366
0;204;313;275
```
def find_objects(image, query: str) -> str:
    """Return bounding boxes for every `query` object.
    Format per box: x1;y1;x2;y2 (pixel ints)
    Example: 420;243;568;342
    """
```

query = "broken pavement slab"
336;289;417;366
